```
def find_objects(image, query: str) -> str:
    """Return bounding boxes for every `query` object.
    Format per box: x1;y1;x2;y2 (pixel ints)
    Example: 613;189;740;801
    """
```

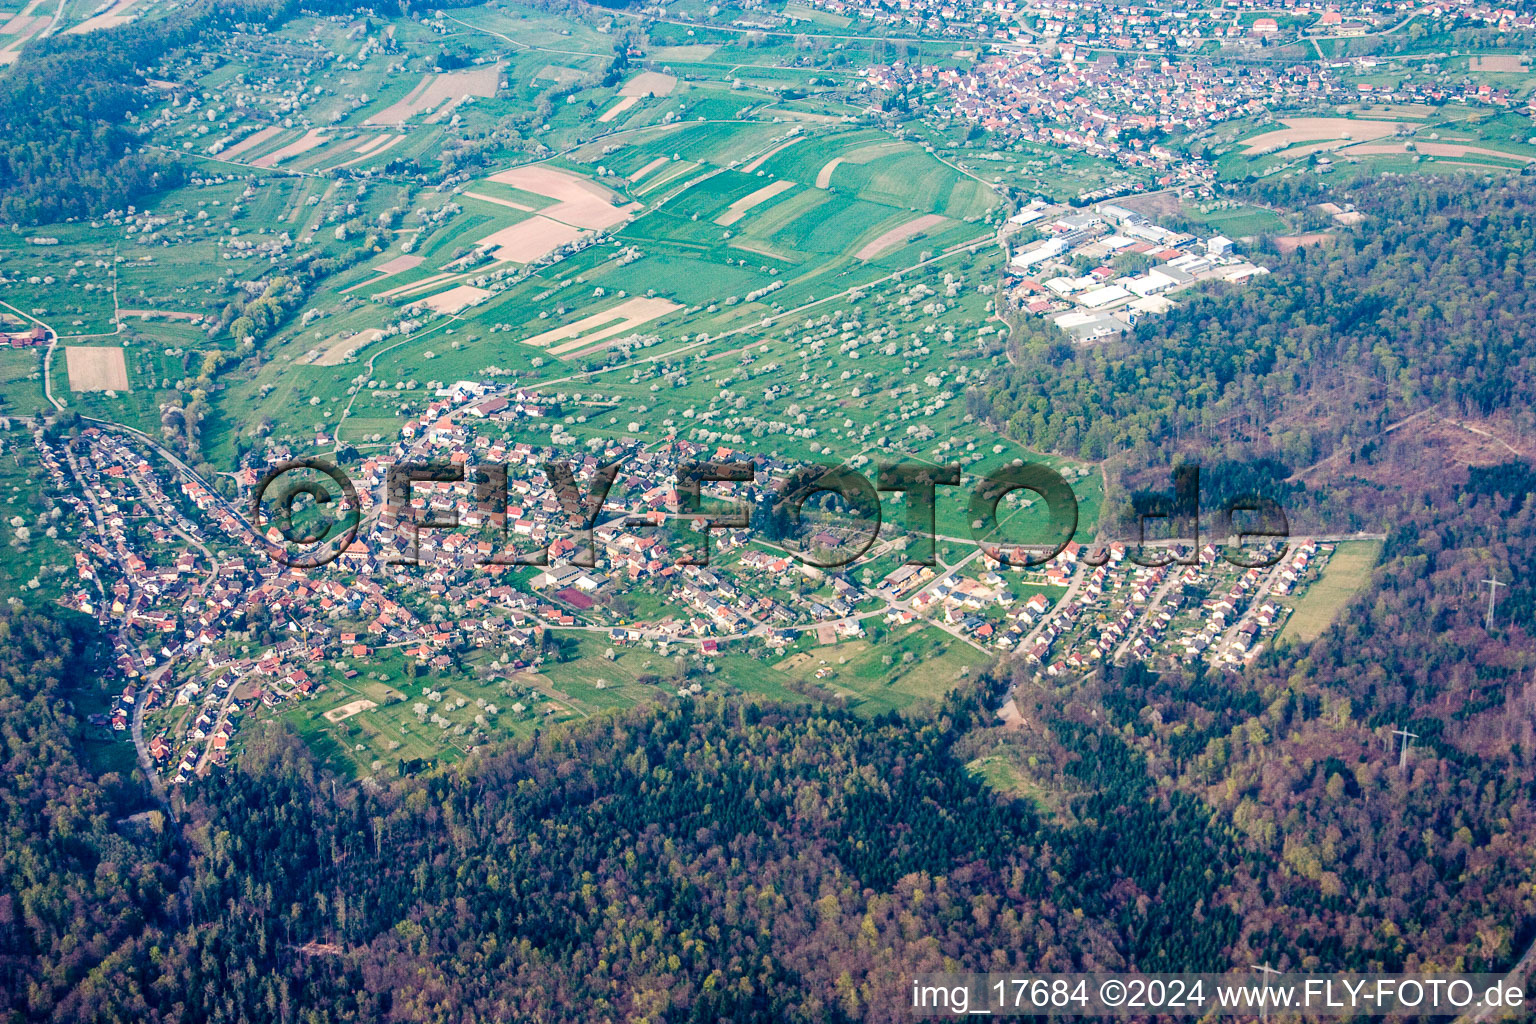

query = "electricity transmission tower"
1251;963;1281;1023
1392;727;1418;772
1483;576;1507;631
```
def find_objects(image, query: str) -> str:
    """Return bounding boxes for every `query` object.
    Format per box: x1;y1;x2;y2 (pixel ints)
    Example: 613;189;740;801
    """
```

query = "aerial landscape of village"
2;0;1536;1017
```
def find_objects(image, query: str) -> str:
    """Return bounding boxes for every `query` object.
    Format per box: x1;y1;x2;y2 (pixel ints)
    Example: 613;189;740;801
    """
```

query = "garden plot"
64;346;129;392
366;63;502;125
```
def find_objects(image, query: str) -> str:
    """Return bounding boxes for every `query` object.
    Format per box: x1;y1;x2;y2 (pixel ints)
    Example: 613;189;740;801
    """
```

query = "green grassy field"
768;625;989;715
271;646;571;779
1279;540;1383;643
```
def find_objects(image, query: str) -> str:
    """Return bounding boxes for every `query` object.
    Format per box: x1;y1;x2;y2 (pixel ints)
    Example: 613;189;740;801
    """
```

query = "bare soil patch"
420;285;492;315
486;165;640;230
741;136;804;173
477;216;587;263
117;309;207;322
648;44;718;61
714;179;796;226
524;297;681;353
309;328;384;366
620;71;677;97
331;135;404;170
1471;55;1528;72
534;64;584;84
252;129;329;168
65;0;139;34
462;191;536;212
323;699;377;723
367;64;502;125
64;346;129;392
814;157;843;188
1241;117;1403;155
597;95;638;124
377;271;458;299
854;213;948;260
221;125;283;159
629;156;671;182
1275;233;1335;253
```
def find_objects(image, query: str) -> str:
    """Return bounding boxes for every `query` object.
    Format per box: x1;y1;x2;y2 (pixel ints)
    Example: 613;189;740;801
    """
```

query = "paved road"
131;664;172;808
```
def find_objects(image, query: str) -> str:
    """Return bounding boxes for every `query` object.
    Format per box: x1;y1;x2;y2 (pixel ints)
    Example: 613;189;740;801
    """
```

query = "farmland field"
63;346;129;392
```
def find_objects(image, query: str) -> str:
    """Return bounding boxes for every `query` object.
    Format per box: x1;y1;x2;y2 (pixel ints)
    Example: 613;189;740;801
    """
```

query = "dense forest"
971;177;1536;485
2;606;1246;1022
6;446;1536;1024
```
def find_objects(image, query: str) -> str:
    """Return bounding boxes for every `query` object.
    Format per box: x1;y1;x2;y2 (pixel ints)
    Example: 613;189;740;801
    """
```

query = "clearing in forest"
1280;541;1383;643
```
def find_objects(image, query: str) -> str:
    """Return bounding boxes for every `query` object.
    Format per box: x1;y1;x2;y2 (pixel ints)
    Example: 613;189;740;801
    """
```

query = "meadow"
1279;540;1383;644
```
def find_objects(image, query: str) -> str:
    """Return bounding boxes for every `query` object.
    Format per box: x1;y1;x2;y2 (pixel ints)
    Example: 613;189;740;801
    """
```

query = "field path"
440;13;612;59
1;300;64;410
